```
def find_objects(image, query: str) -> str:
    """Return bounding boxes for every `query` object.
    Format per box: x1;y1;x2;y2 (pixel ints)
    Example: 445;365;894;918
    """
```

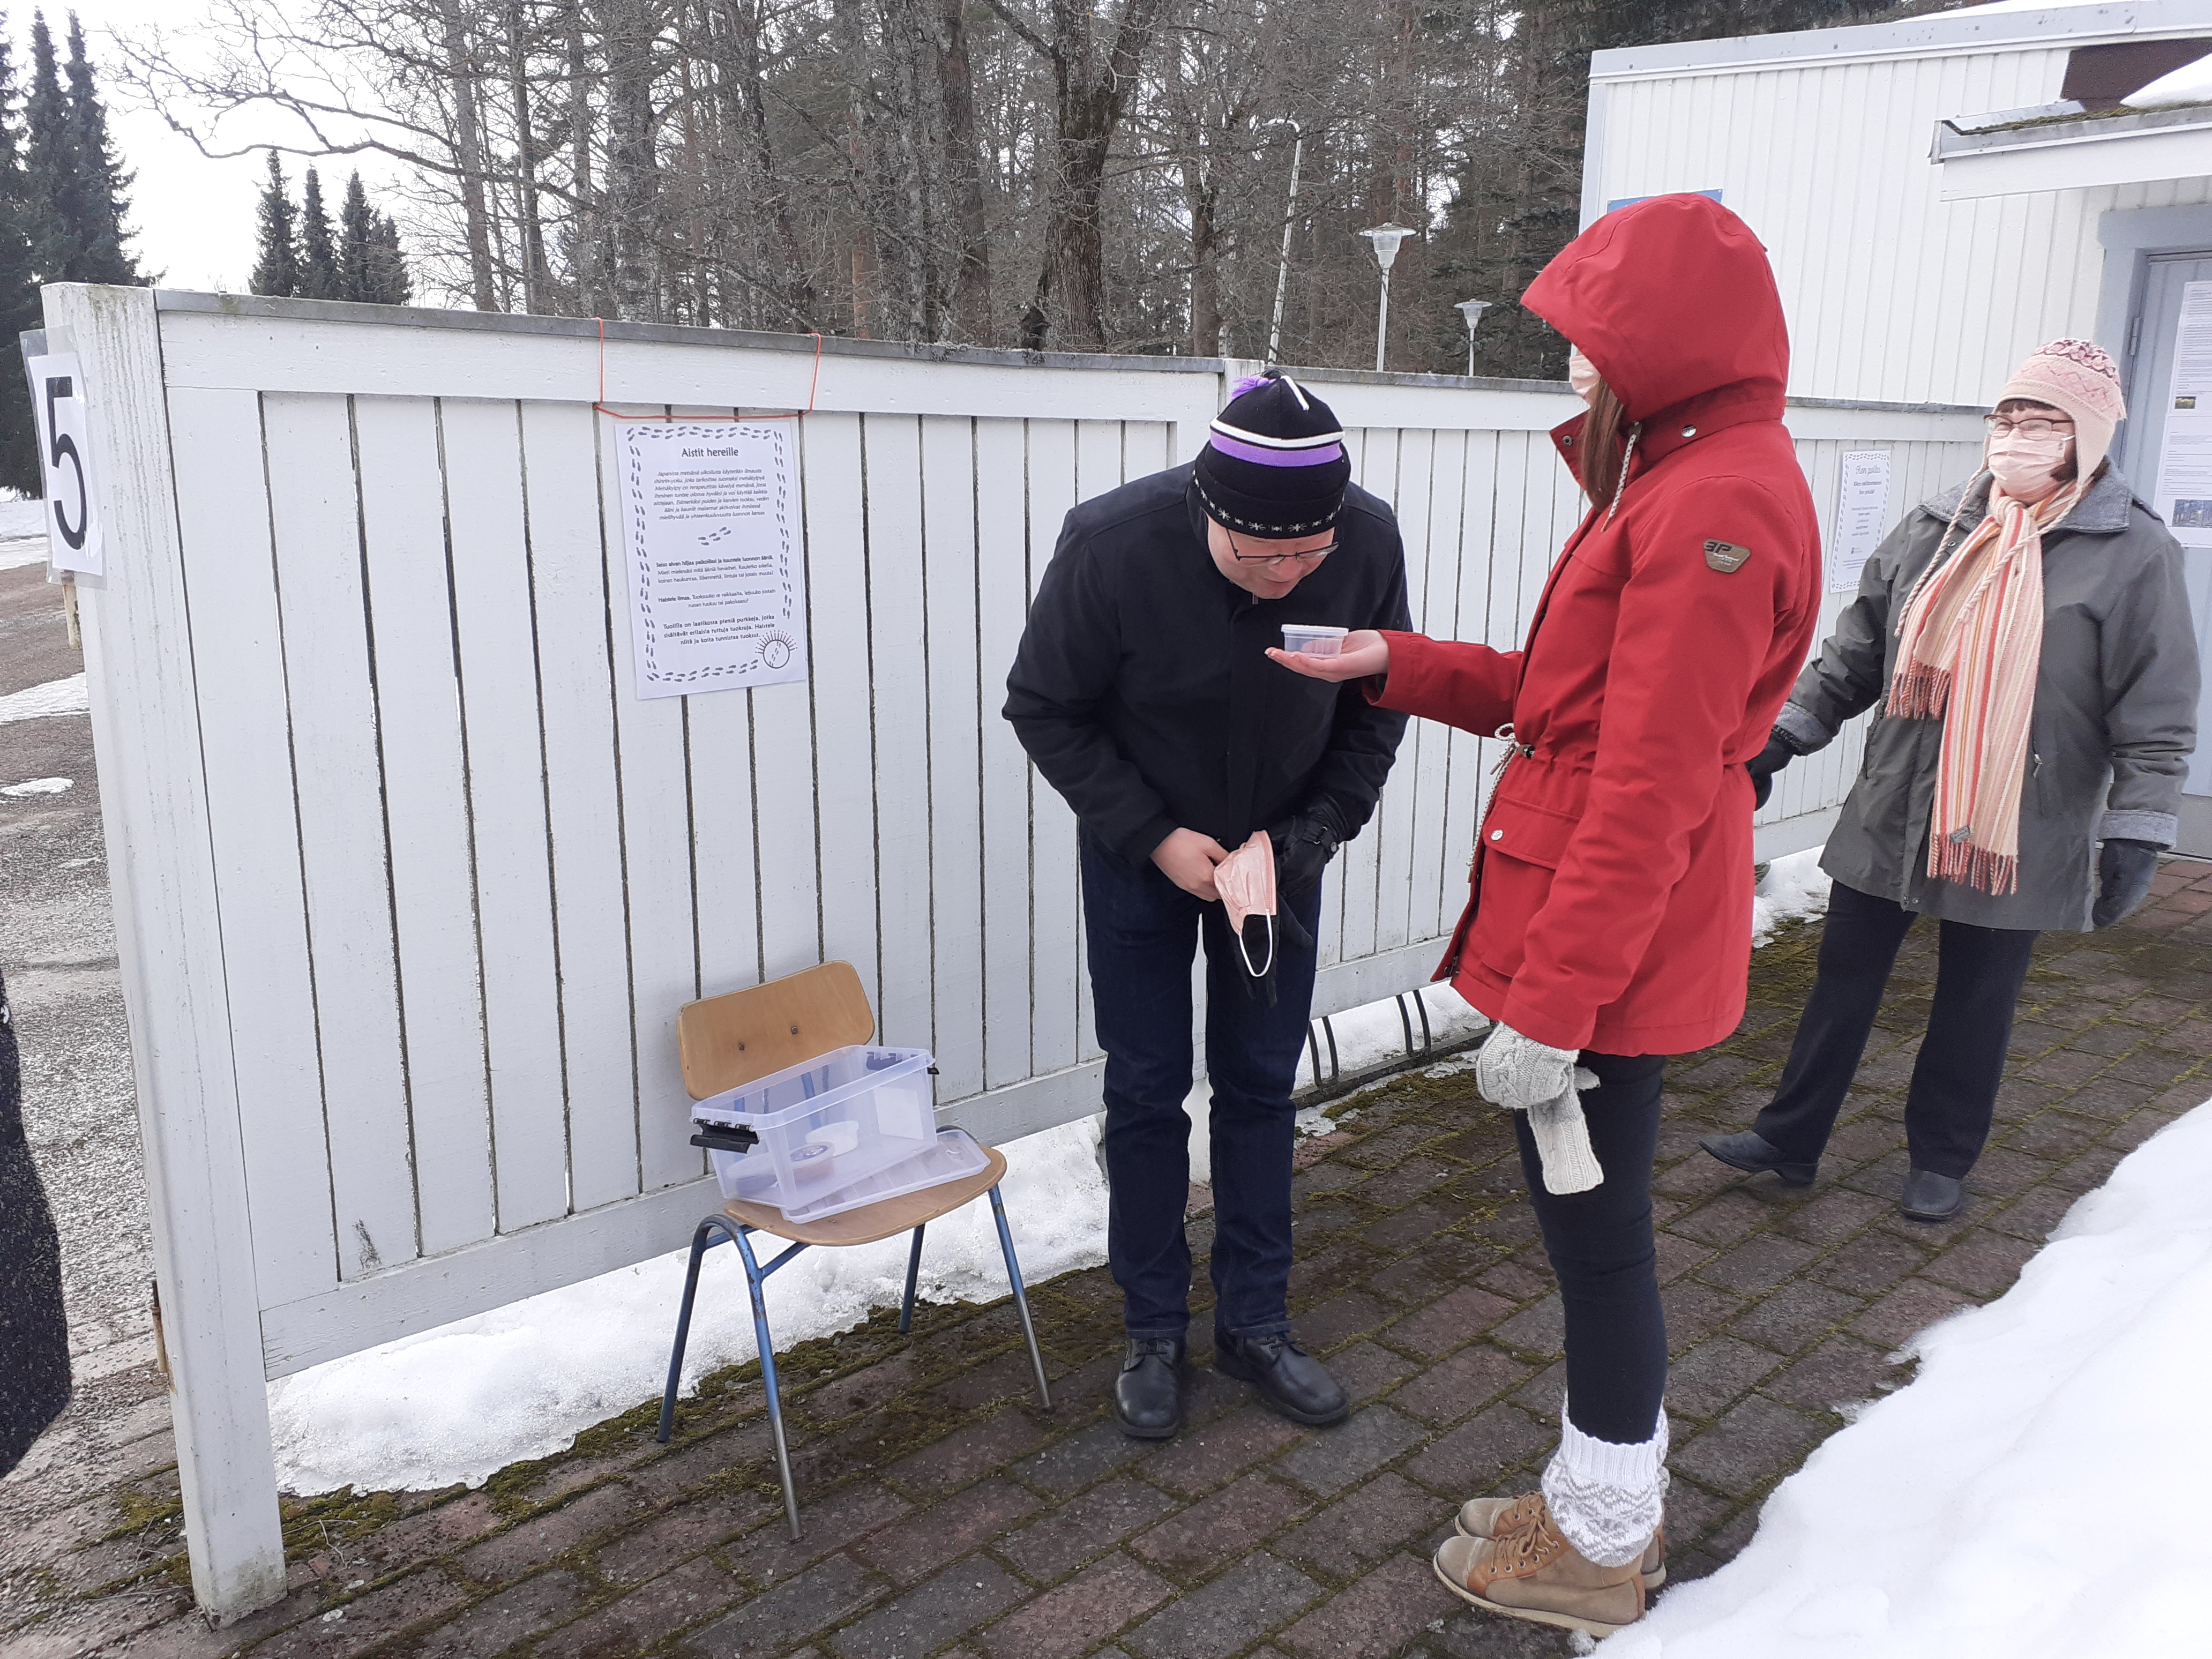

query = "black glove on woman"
2093;838;2159;929
1745;730;1803;810
1269;815;1340;899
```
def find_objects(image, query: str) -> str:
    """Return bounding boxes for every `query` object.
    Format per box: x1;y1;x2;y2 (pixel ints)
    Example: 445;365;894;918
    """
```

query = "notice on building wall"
2154;280;2212;545
1829;450;1892;594
617;421;806;699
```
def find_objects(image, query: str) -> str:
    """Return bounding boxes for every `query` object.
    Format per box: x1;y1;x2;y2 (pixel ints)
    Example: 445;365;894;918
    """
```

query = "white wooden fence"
46;282;1982;1612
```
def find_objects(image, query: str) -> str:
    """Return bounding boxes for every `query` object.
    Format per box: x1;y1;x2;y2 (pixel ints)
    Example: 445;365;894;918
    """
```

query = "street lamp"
1265;118;1304;365
1359;223;1414;372
1454;298;1492;376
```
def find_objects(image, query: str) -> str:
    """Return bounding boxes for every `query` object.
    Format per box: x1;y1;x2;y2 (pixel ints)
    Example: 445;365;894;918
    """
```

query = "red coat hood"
1522;194;1788;425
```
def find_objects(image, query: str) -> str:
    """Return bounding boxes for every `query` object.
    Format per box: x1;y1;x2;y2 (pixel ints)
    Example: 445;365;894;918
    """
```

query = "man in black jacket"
1005;373;1409;1439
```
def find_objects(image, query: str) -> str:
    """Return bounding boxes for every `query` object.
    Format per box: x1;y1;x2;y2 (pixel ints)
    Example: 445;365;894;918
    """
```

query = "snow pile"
0;535;48;572
0;672;88;723
1751;847;1830;947
0;776;72;797
2125;55;2212;111
1612;1097;2212;1658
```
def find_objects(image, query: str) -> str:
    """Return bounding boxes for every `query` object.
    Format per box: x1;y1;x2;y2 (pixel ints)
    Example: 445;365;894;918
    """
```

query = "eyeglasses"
1225;527;1336;569
1983;415;2075;439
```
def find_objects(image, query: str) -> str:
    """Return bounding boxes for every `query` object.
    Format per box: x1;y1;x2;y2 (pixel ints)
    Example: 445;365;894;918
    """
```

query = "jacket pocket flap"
1479;796;1579;870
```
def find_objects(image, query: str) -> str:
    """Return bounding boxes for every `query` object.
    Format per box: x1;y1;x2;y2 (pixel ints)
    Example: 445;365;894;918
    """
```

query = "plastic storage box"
1281;624;1348;656
692;1044;981;1223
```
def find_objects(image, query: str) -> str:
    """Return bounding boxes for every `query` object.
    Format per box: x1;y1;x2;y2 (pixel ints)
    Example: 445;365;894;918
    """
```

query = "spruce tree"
0;19;42;495
369;213;411;305
21;11;73;283
59;11;134;282
297;165;335;298
335;169;375;301
248;150;299;297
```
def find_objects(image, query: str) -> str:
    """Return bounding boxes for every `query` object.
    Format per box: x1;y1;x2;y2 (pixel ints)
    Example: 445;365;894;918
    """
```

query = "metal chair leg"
899;1224;926;1335
731;1225;804;1540
988;1185;1052;1413
656;1220;718;1444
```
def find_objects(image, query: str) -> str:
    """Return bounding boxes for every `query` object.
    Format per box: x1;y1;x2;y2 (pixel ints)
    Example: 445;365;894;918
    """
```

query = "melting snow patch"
1751;847;1829;948
1615;1095;2212;1657
0;534;50;571
0;776;72;796
0;673;88;723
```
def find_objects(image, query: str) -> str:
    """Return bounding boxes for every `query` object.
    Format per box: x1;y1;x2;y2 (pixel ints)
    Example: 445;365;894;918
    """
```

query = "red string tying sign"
591;316;824;421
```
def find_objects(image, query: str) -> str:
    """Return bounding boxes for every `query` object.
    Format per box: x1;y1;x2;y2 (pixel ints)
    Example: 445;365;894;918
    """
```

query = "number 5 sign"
23;349;102;577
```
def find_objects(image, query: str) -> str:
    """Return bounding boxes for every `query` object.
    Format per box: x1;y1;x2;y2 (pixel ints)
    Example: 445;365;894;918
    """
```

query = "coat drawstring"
1604;423;1642;526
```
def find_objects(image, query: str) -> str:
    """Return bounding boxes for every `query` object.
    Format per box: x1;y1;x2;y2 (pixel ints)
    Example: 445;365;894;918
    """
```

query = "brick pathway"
6;860;2210;1659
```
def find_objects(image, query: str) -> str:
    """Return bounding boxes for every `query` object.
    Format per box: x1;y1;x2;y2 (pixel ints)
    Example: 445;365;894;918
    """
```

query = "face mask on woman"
1567;346;1601;407
1984;424;2073;499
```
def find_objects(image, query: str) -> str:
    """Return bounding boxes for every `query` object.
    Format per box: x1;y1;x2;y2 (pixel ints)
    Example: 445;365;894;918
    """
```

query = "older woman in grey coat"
1702;339;2200;1222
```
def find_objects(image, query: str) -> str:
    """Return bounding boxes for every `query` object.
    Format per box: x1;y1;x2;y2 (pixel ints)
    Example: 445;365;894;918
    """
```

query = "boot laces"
1486;1499;1567;1578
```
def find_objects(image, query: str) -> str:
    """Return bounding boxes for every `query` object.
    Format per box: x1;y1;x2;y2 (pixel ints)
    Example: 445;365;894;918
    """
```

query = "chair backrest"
677;961;877;1101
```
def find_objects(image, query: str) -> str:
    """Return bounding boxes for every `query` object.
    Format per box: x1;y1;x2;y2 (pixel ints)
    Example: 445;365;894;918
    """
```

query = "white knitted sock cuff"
1541;1400;1670;1568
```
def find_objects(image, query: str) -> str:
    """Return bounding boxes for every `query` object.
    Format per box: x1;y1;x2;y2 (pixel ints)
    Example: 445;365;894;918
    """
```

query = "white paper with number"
23;350;101;577
1829;450;1892;595
615;420;806;699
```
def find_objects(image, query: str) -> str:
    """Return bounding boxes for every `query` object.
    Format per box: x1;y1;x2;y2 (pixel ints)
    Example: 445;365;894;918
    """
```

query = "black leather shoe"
1699;1130;1818;1187
1215;1332;1350;1426
1113;1337;1186;1439
1900;1168;1965;1222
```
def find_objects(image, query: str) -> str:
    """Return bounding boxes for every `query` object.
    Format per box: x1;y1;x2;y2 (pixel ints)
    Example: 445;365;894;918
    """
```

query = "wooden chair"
654;961;1052;1538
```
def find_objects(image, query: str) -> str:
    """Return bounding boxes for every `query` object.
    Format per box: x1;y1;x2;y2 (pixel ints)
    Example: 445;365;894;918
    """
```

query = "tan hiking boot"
1433;1494;1646;1638
1455;1491;1665;1587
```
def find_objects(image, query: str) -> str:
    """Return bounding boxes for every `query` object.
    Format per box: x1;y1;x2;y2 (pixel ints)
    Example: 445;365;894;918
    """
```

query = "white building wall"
1592;44;2212;408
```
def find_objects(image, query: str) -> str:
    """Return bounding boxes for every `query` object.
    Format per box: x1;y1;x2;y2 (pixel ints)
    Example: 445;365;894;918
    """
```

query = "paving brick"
683;1554;886;1657
1653;1230;1717;1285
458;1481;651;1584
1277;1550;1460;1658
1983;1182;2079;1242
1812;1231;1927;1297
1012;1419;1149;1498
1294;1290;1390;1351
886;1407;1051;1496
1123;1553;1322;1659
1490;1295;1564;1357
1390;1343;1531;1428
849;1476;1040;1587
1772;1186;1889;1246
1667;1189;1774;1248
1666;1336;1785;1421
1274;1406;1425;1497
595;1488;776;1586
540;1557;745;1659
1693;1233;1820;1296
723;1482;909;1588
250;1571;472;1659
1850;1279;1974;1349
828;1556;1026;1658
978;1553;1174;1659
1660;1280;1746;1349
1922;1228;2041;1298
415;1569;589;1659
1129;1474;1308;1579
1762;1336;1903;1415
1144;1407;1309;1498
1473;1254;1552;1302
996;1475;1176;1582
1403;1404;1549;1496
1274;1472;1434;1579
1381;1285;1515;1358
1672;1398;1825;1499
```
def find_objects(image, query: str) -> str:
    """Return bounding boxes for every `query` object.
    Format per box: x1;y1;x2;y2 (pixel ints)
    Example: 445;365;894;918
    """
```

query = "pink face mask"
1213;829;1279;977
1985;427;2073;498
1567;347;1601;407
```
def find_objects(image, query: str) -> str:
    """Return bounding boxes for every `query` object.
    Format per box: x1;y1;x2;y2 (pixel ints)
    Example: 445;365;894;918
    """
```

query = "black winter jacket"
1004;464;1411;861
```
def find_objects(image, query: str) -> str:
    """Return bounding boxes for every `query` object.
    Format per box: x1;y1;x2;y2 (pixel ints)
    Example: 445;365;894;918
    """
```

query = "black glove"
1745;730;1802;811
1269;816;1339;898
2093;838;2160;929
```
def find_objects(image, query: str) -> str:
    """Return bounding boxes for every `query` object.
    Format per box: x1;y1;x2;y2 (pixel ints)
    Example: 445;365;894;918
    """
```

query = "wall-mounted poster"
616;420;806;699
2153;279;2212;547
1830;450;1892;595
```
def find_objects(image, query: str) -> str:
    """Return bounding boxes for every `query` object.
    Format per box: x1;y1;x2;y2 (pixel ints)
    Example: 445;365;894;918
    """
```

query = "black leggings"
1512;1050;1668;1447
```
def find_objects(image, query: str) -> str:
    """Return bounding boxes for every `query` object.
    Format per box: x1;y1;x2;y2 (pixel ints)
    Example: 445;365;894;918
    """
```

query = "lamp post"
1454;298;1492;376
1359;223;1414;373
1265;118;1304;365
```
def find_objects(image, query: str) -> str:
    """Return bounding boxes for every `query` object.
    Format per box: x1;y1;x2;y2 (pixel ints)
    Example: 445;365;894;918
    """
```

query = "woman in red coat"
1273;194;1820;1634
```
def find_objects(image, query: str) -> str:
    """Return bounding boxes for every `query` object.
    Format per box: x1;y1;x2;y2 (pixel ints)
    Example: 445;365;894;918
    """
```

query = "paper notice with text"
617;421;806;698
1829;450;1892;594
2156;281;2212;546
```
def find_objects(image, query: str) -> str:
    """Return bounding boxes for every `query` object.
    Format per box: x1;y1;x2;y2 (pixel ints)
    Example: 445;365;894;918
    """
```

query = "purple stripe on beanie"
1229;374;1274;399
1207;434;1346;468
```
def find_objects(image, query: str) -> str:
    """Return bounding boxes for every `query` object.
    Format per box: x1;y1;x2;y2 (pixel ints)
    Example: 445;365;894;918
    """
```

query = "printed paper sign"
616;421;805;699
1829;450;1892;594
23;350;101;577
2155;281;2212;545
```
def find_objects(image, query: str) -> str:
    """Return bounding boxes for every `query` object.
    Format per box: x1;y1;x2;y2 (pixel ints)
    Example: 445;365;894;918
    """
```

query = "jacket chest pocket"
1469;795;1580;980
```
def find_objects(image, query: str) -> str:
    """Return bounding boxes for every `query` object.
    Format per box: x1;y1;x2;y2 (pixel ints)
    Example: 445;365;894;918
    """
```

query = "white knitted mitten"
1475;1024;1604;1195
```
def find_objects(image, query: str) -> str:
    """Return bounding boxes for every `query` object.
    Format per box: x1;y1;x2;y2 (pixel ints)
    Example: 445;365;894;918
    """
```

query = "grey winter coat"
1777;465;2200;932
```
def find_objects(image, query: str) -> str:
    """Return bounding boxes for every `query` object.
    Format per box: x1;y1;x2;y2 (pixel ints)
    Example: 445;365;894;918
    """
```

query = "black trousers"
1515;1051;1668;1447
1755;879;2039;1180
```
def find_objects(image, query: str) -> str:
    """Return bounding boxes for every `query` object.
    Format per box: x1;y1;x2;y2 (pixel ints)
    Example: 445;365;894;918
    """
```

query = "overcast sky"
64;0;408;293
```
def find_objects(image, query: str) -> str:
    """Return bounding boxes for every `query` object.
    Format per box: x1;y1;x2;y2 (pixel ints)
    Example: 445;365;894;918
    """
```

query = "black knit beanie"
1191;372;1352;539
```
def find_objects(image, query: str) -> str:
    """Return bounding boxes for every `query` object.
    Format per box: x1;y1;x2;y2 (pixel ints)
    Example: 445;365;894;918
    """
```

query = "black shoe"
1900;1168;1965;1223
1699;1130;1818;1187
1113;1337;1186;1439
1215;1332;1350;1426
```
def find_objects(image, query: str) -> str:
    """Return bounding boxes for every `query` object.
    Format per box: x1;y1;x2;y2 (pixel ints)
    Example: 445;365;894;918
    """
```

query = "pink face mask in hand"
1213;829;1279;978
1985;427;2073;499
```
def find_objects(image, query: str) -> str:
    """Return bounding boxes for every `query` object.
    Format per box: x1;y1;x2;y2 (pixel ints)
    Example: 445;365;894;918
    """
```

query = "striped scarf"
1887;478;2083;896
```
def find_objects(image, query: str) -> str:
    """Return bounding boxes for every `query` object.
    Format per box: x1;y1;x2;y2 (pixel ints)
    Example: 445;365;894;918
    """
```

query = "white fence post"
45;283;287;1617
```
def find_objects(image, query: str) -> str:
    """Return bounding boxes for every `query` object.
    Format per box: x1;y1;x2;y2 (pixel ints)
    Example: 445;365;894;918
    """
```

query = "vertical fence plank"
976;419;1033;1087
1373;427;1434;953
922;414;985;1099
264;392;420;1277
167;385;337;1308
1026;419;1083;1073
1408;427;1467;943
1439;430;1500;933
865;414;935;1050
442;398;569;1231
520;400;637;1213
1338;432;1399;965
354;395;497;1256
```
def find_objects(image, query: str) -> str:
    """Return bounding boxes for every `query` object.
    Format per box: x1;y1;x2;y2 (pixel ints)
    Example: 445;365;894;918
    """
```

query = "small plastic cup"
1281;624;1349;657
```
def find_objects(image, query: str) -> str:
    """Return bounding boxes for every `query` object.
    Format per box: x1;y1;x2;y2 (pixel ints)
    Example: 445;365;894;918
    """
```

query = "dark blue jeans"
1081;833;1324;1342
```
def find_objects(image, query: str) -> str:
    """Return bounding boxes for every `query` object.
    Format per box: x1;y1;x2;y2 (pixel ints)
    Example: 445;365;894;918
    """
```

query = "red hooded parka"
1377;195;1821;1056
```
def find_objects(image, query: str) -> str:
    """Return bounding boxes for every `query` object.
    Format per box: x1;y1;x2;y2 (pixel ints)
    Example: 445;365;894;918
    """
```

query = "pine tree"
59;11;134;282
297;165;335;298
335;169;375;301
369;213;411;305
21;11;73;283
248;150;299;297
0;20;43;495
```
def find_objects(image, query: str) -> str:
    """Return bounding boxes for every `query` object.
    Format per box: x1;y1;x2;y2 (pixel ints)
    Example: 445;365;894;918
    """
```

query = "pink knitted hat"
1998;339;2126;477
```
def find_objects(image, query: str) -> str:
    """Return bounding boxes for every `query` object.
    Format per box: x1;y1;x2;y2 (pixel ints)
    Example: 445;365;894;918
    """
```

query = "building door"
2122;252;2212;858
